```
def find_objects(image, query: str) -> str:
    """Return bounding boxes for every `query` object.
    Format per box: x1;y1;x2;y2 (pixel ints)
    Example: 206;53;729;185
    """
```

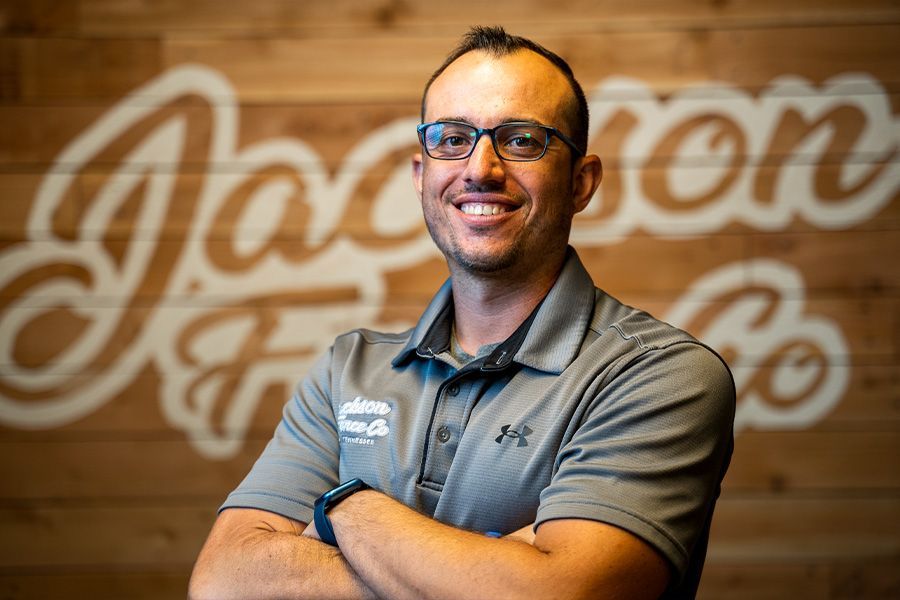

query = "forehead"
424;50;572;127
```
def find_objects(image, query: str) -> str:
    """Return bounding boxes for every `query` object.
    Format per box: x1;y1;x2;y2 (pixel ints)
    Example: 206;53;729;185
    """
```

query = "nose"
462;132;506;185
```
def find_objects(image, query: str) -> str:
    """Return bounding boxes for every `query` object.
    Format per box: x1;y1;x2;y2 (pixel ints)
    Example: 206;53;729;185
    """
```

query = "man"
189;26;735;600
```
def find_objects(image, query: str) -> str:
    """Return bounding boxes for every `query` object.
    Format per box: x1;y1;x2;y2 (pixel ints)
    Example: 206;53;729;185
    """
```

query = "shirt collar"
392;247;596;374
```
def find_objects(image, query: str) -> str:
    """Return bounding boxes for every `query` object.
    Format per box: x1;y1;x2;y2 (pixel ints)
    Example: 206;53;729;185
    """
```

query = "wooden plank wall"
1;1;898;597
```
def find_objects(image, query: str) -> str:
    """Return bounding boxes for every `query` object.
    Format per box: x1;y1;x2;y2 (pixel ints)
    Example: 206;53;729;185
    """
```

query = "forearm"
329;491;560;600
189;509;378;600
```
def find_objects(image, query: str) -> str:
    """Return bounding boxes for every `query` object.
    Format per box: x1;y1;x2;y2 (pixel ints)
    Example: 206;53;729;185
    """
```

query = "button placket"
436;426;451;443
435;380;463;444
420;376;471;487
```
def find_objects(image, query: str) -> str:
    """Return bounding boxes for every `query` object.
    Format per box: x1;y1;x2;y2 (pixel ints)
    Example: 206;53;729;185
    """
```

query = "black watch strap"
313;478;370;547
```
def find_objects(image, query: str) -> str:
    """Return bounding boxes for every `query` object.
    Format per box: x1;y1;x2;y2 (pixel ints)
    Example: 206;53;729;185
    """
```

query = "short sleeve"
219;347;341;524
535;341;735;579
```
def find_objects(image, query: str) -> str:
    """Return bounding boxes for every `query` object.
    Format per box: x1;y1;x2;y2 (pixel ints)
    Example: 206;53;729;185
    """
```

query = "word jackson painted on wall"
0;65;896;459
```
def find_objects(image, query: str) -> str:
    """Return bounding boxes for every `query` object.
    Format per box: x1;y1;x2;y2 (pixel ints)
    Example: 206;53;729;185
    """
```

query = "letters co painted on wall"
0;65;896;459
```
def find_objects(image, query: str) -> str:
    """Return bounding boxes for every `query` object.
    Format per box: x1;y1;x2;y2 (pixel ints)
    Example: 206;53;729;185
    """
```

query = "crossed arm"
188;489;669;600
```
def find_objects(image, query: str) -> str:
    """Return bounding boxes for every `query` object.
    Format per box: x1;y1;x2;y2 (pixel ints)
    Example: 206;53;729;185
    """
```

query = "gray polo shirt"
222;248;735;598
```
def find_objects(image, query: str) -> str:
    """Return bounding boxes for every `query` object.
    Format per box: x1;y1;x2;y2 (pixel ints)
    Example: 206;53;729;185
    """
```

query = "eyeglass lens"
422;123;550;160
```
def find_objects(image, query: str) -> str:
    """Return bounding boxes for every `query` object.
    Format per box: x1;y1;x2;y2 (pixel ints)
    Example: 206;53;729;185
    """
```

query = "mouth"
459;202;512;216
452;193;521;219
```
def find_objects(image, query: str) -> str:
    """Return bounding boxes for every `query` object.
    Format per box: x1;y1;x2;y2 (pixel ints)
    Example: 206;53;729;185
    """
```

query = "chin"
450;246;523;274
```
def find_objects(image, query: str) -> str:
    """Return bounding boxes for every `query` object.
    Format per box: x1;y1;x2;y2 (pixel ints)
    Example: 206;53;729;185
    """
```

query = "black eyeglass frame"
416;120;584;162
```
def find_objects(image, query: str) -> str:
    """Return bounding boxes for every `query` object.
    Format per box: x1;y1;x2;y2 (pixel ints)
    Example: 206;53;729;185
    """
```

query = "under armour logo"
495;424;532;447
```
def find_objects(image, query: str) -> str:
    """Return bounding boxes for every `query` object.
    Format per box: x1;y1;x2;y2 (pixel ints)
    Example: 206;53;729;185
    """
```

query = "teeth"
460;203;508;216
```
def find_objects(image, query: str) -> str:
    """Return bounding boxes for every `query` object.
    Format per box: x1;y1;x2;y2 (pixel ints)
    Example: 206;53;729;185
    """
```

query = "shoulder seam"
608;322;646;349
600;338;723;389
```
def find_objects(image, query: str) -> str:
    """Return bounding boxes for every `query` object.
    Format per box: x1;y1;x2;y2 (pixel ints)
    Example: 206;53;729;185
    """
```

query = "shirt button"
447;384;460;397
437;426;451;443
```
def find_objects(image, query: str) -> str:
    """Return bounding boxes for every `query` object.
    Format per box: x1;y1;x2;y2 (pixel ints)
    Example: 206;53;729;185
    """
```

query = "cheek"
421;164;457;199
519;168;570;201
526;174;576;220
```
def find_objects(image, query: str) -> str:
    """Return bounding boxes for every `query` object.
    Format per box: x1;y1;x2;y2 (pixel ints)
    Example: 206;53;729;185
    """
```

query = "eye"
498;126;545;156
441;133;472;147
427;124;475;150
508;133;539;148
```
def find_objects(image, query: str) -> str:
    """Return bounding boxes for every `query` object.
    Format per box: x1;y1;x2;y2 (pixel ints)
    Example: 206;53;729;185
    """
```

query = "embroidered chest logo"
338;396;392;446
495;424;533;447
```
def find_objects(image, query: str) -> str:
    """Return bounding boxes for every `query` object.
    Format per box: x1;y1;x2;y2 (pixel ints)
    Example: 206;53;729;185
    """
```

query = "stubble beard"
422;174;577;277
423;199;574;278
423;210;524;274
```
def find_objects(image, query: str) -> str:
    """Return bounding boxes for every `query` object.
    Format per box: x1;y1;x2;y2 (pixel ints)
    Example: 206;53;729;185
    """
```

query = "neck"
449;250;567;355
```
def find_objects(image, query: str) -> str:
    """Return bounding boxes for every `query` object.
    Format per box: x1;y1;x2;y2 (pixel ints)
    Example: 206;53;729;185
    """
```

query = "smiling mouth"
459;202;513;216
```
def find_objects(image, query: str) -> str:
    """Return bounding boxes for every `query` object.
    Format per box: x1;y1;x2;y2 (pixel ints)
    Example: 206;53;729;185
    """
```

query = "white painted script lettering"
665;260;849;431
0;64;883;458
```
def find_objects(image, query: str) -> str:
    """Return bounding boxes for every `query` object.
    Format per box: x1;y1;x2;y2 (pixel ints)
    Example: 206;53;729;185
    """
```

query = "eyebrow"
433;117;546;127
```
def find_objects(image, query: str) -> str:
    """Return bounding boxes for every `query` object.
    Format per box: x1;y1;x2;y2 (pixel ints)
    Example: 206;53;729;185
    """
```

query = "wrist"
313;479;371;547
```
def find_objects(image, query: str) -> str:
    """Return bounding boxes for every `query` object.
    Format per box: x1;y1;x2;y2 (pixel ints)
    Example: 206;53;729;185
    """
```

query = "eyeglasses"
417;121;583;162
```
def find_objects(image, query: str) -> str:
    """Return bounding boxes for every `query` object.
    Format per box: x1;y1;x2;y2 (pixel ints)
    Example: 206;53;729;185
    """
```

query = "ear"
571;154;602;214
412;152;424;201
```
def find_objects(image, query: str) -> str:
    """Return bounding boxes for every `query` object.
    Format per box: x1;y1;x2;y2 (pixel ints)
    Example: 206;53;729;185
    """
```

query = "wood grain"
0;2;897;597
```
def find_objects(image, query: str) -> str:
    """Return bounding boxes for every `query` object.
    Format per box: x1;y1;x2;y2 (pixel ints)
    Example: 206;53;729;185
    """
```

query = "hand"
504;523;536;545
301;520;321;540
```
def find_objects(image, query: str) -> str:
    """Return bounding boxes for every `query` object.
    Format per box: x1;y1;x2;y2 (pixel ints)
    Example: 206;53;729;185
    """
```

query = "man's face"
413;50;588;276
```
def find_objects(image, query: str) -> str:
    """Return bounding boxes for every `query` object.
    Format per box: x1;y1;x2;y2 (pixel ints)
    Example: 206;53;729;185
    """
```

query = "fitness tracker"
313;478;371;547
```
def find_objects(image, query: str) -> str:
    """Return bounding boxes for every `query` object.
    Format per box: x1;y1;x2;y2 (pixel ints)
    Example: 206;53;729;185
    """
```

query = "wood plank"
155;25;900;103
0;295;385;376
0;169;427;244
72;0;900;37
2;38;163;102
576;234;750;294
0;102;420;168
727;364;900;431
1;165;895;244
579;232;900;297
0;570;190;600
748;229;900;293
697;558;900;600
0;429;895;501
0;240;386;301
632;295;899;361
0;1;80;36
824;364;900;426
4;85;898;169
724;431;900;493
0;362;288;440
707;496;900;561
0;496;896;566
0;173;42;240
3;360;893;444
0;255;894;370
591;165;900;236
699;562;831;600
21;228;900;306
0;105;108;166
0;503;214;568
0;438;266;501
0;3;895;596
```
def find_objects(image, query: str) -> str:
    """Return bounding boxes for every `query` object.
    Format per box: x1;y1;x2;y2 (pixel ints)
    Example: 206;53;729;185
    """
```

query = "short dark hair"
421;25;589;155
